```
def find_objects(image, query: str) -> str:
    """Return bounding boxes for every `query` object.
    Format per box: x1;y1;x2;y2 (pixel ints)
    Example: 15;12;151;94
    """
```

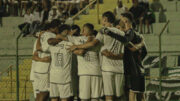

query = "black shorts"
128;75;145;93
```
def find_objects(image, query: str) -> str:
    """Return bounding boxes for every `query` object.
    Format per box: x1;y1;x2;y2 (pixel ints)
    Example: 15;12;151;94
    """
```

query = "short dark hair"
121;12;137;29
58;24;71;34
84;23;94;32
114;20;120;27
93;30;98;36
121;12;134;23
41;22;51;31
50;19;61;28
102;11;115;23
71;25;81;36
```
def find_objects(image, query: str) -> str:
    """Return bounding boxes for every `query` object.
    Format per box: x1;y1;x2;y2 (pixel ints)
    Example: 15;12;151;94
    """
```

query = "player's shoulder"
59;40;73;46
107;27;125;36
43;32;55;37
126;29;134;34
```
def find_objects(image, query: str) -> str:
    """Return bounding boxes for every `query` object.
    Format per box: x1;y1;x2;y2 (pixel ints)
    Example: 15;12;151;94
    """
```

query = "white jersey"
34;32;56;73
95;27;125;73
49;41;73;84
68;36;101;76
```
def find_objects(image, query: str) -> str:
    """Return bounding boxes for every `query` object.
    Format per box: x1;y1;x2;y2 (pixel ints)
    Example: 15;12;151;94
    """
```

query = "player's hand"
39;31;45;37
33;51;39;56
68;45;78;51
99;27;109;34
32;51;38;61
101;49;111;57
128;47;138;52
56;34;67;41
43;56;51;62
87;36;94;42
40;31;45;36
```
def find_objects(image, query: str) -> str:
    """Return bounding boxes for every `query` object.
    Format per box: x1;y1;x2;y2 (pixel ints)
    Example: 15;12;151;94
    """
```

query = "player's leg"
124;75;130;101
136;75;145;101
37;74;50;101
81;100;89;101
79;76;91;100
137;92;145;101
32;81;39;99
115;73;125;101
61;98;68;101
34;73;43;101
129;75;136;101
51;98;59;101
91;76;103;101
39;92;49;101
91;99;99;101
129;90;136;101
102;72;115;101
50;83;60;101
129;75;145;101
59;83;73;101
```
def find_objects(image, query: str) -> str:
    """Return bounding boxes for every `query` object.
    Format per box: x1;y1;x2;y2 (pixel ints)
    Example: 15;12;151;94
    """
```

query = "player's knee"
105;96;113;101
91;98;99;101
51;98;59;101
81;99;89;101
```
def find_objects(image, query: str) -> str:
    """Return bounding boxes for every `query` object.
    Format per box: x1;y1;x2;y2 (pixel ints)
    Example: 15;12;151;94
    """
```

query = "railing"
158;20;170;101
0;59;32;100
0;65;13;76
0;65;13;98
72;0;100;24
15;23;29;101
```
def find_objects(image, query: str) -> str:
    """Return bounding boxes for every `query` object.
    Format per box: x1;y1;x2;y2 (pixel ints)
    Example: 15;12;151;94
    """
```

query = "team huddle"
30;11;147;101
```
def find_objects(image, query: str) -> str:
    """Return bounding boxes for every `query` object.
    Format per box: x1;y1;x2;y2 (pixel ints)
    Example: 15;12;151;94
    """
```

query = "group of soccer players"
30;11;147;101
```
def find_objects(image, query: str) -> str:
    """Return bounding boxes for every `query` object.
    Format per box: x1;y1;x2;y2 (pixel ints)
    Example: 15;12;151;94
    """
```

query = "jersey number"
55;53;64;67
84;52;90;61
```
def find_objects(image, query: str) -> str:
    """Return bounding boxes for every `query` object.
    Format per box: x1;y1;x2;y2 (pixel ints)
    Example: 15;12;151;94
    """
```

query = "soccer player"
47;24;73;101
31;23;52;99
103;12;146;101
68;11;125;101
34;19;61;101
67;23;103;101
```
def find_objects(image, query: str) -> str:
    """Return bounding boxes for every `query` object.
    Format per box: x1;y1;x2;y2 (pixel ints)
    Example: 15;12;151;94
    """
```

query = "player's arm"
104;28;144;51
48;34;67;46
87;36;95;42
101;49;123;60
32;51;51;63
73;49;86;55
36;31;44;51
128;36;145;52
68;38;99;51
103;28;134;43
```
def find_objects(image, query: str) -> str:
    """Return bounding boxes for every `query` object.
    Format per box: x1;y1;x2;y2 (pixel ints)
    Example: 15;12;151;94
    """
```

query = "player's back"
49;41;73;84
34;32;56;73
